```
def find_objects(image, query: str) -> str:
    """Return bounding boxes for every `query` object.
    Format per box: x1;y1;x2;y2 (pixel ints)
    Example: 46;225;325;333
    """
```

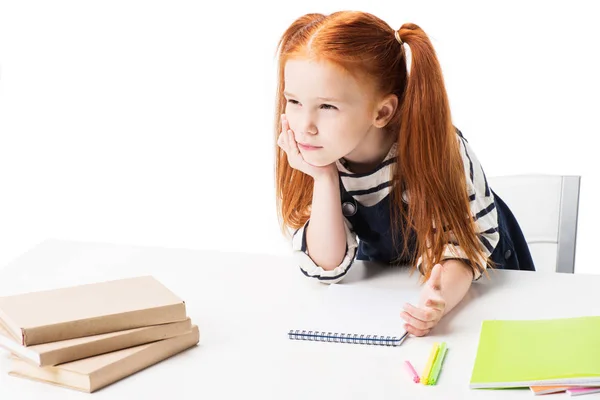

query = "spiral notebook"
288;284;419;347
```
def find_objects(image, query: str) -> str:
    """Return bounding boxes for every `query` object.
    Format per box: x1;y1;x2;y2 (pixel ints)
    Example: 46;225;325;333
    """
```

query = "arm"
400;260;472;337
305;171;347;270
291;173;359;283
402;129;498;336
439;258;473;316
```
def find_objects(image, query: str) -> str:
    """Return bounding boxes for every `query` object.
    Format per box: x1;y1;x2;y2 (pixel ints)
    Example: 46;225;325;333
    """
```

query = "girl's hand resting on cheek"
277;114;336;180
400;264;446;337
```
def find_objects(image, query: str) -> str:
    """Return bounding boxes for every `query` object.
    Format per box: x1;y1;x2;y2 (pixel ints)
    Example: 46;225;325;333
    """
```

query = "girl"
274;11;535;337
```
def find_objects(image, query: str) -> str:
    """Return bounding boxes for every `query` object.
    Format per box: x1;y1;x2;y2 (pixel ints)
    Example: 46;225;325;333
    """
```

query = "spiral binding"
288;329;406;346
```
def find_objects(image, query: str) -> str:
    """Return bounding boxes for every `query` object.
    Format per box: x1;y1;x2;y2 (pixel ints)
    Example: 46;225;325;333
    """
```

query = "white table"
0;239;599;399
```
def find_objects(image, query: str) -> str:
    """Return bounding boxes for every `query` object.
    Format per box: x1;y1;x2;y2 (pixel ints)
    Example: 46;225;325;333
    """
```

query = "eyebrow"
283;91;345;103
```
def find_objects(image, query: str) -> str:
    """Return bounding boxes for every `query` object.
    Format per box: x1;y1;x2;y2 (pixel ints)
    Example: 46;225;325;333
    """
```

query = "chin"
300;149;338;167
304;157;334;168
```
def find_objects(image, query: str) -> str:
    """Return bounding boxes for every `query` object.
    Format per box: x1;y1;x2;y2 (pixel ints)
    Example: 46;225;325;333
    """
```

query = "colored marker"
566;387;600;396
428;342;448;385
404;360;420;383
421;342;440;385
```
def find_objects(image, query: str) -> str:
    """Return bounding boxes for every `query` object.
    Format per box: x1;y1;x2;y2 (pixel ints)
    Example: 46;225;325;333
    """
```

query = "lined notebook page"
290;284;420;344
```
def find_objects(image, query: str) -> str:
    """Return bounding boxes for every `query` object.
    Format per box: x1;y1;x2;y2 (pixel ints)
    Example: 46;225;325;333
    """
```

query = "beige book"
0;276;187;346
9;325;199;393
0;317;192;367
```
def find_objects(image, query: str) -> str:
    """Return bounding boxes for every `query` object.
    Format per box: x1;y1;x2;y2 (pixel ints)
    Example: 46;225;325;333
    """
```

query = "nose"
297;111;318;136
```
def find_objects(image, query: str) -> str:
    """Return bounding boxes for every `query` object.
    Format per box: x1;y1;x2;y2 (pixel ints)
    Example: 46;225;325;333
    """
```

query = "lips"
298;143;322;150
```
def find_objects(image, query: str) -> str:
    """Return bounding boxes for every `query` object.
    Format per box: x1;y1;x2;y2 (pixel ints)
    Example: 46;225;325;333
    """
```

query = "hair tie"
394;30;403;45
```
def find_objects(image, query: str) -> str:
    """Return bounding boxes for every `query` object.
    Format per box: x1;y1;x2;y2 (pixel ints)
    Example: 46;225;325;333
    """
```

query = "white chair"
486;175;581;274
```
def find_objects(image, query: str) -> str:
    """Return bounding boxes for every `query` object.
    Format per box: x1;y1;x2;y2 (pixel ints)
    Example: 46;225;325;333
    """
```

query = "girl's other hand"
400;264;446;336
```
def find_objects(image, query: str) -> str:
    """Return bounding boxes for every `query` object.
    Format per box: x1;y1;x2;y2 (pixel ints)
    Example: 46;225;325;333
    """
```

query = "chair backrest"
486;175;581;274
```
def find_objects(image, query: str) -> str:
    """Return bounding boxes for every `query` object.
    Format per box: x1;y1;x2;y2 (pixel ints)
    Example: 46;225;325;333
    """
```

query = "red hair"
274;11;489;279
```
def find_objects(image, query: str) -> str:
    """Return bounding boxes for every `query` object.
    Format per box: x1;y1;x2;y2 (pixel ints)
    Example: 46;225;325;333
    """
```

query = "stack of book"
0;276;199;393
469;316;600;396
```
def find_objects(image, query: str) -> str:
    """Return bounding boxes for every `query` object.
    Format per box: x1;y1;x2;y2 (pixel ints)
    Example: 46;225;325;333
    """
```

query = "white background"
1;0;598;273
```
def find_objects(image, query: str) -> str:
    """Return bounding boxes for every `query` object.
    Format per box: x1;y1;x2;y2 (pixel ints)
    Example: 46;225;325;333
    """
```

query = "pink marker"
404;360;420;383
566;387;600;396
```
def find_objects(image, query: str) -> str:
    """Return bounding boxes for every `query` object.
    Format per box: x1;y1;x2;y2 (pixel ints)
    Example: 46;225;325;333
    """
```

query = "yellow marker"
421;342;440;385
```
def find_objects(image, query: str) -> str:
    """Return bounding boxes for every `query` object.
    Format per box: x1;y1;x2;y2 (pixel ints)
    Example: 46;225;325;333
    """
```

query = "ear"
373;93;398;129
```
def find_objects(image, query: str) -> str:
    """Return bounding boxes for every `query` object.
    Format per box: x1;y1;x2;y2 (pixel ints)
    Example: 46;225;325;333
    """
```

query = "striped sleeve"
416;129;500;280
291;218;358;284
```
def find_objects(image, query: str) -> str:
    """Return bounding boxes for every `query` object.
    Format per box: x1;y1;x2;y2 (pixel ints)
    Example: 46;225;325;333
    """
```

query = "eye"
320;104;337;110
286;99;337;110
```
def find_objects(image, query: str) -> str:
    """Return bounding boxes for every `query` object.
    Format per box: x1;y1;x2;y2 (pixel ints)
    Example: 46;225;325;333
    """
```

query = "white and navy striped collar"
335;142;397;207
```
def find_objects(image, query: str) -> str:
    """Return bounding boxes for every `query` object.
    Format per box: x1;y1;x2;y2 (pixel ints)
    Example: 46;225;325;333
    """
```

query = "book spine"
40;318;193;366
23;303;187;346
288;330;404;346
0;308;23;344
89;326;200;392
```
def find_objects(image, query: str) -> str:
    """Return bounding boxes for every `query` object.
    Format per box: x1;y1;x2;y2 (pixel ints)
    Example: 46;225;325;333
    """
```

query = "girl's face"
283;59;382;167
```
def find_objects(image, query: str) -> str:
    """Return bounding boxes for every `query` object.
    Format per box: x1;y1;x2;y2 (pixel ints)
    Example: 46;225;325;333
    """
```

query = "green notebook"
469;316;600;389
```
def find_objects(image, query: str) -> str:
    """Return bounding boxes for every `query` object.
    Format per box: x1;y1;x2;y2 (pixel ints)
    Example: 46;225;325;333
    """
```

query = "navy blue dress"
339;181;535;275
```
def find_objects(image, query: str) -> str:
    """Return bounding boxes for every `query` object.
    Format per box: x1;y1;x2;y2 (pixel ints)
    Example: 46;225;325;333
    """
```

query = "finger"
404;323;430;337
277;131;288;153
282;114;291;134
287;129;300;156
424;297;446;312
400;310;437;331
403;303;437;323
281;115;299;153
428;264;443;291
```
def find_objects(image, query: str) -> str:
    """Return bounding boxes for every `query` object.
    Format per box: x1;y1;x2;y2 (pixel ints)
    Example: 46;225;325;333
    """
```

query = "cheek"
329;119;362;143
283;108;298;131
